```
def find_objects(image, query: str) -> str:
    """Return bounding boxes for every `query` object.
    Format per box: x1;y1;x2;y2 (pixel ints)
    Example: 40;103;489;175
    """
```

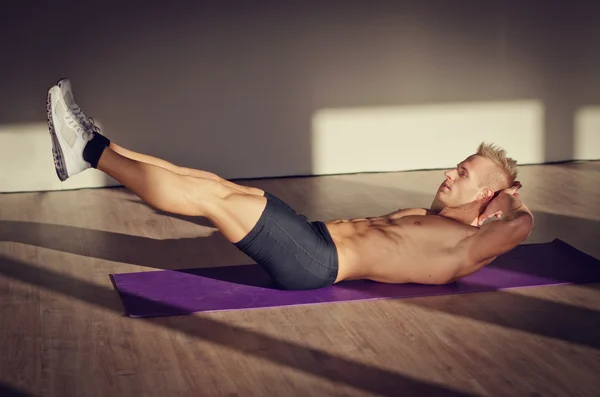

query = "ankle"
83;133;111;168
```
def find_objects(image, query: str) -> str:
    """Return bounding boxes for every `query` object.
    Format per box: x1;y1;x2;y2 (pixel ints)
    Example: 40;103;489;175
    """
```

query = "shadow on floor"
0;254;474;397
2;210;600;351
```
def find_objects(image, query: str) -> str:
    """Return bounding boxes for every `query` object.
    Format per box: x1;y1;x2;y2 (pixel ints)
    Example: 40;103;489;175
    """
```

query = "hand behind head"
478;181;522;225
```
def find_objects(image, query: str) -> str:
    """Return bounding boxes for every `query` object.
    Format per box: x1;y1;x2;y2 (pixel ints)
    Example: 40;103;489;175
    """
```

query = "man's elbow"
463;214;533;272
514;212;534;242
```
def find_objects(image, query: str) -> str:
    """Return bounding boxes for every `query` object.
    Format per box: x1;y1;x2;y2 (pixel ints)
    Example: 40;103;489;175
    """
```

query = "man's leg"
99;147;341;290
47;79;340;289
109;142;265;196
97;146;267;243
46;80;267;243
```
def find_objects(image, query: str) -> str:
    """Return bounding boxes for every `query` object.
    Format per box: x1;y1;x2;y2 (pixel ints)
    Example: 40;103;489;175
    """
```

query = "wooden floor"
1;161;600;397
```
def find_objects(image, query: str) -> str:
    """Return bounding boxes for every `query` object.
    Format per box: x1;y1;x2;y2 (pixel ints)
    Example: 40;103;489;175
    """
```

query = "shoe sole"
46;87;69;181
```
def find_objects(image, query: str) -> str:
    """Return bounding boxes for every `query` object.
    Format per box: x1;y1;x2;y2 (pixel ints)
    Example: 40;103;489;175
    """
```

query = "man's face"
434;155;500;208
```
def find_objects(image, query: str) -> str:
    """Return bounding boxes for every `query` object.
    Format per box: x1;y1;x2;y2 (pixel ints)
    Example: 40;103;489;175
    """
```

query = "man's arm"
456;190;534;272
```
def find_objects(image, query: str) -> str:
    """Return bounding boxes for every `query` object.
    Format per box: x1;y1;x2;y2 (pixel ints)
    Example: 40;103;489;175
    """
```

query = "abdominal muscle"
325;214;479;285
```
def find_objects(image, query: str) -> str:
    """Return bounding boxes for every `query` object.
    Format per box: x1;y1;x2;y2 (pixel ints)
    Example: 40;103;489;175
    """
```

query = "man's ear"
479;187;495;202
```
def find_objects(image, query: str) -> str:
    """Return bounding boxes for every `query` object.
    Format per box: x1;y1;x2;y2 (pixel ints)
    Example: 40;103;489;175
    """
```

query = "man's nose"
444;170;453;180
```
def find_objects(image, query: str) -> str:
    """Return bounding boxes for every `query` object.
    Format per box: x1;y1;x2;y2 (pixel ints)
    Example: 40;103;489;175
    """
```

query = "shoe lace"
66;105;101;141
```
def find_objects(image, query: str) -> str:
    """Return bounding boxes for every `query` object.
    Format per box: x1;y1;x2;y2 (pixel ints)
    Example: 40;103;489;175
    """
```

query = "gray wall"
1;1;599;192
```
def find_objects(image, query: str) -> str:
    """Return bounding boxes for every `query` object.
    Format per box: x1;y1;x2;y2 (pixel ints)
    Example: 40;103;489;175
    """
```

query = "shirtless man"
46;79;534;290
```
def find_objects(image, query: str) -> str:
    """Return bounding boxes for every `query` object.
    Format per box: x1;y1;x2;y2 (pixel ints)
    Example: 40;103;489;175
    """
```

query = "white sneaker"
57;78;90;124
46;79;99;181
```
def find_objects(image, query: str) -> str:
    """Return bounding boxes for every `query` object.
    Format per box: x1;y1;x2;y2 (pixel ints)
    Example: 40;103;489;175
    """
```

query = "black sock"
83;133;111;168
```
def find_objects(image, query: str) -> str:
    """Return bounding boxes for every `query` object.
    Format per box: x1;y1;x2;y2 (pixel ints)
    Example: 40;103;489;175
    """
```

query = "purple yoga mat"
111;239;600;318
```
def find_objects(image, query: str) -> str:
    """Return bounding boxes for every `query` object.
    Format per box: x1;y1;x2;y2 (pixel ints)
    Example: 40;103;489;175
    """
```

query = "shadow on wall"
1;1;600;190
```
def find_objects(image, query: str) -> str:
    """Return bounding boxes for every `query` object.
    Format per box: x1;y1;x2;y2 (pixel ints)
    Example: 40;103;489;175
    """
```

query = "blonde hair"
476;142;518;186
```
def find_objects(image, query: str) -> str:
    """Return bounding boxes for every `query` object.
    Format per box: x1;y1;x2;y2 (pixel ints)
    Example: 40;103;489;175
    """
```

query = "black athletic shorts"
233;192;339;290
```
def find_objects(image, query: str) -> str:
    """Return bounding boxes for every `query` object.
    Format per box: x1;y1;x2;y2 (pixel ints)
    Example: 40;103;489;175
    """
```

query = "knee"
181;177;228;211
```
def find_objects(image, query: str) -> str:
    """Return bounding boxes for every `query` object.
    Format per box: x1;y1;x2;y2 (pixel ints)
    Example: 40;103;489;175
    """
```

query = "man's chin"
434;191;448;201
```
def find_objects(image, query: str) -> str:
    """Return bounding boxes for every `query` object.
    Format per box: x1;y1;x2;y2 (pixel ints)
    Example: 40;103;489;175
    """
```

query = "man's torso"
325;209;485;284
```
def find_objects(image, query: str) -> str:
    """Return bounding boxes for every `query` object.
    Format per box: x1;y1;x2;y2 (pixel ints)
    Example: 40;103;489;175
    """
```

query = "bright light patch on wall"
0;123;115;193
574;106;600;160
311;101;545;175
